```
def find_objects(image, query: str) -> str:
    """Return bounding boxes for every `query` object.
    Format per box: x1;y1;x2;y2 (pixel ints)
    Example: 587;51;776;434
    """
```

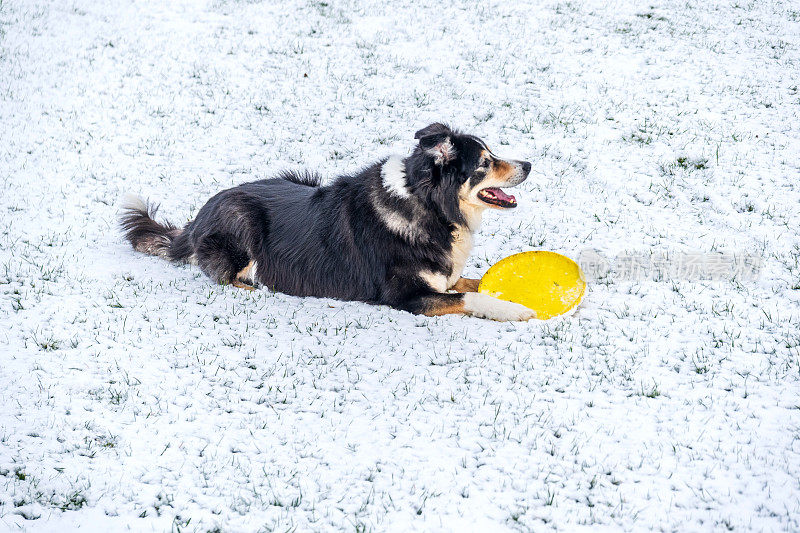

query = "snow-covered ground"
1;0;799;530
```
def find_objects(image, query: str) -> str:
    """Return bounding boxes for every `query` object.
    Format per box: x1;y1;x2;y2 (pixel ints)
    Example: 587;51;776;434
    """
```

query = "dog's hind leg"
232;261;257;291
195;233;254;289
232;279;256;291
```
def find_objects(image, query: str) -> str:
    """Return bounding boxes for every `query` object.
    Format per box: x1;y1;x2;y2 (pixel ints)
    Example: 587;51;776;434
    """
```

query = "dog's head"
407;123;531;227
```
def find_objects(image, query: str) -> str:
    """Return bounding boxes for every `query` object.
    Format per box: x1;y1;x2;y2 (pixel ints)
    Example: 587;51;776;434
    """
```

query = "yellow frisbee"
478;251;587;320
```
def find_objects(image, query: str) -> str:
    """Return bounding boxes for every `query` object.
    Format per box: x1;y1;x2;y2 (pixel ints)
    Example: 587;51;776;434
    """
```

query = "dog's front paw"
499;300;538;321
463;293;538;321
511;303;538;321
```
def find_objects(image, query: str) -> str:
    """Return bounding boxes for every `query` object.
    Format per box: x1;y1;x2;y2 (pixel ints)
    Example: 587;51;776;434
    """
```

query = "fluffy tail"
278;170;322;187
119;195;182;260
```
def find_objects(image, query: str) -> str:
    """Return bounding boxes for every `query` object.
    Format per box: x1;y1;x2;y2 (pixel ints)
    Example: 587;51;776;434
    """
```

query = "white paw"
463;293;537;321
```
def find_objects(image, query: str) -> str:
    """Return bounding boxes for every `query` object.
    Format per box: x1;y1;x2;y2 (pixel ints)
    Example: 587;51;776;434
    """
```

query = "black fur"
121;124;531;316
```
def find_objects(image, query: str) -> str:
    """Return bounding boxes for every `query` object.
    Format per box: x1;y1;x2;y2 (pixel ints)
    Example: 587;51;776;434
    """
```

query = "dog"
121;123;536;321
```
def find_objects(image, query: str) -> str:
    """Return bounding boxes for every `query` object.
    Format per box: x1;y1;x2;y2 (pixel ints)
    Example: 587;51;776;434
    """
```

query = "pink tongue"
486;187;515;203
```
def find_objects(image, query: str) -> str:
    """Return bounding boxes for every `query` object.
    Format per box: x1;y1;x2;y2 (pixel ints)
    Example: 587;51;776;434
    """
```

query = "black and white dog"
121;123;536;320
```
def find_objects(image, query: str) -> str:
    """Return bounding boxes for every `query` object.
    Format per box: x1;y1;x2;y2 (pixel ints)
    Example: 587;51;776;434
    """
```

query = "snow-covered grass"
1;0;799;530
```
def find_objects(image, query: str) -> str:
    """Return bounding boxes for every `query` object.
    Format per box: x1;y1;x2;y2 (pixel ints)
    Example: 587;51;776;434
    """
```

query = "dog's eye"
479;159;491;169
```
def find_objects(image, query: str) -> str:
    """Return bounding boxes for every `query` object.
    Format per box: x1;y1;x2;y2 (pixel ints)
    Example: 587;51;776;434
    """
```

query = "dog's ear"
414;122;450;140
415;123;456;166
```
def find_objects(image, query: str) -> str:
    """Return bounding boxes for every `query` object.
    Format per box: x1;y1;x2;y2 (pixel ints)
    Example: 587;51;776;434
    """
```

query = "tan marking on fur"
420;270;448;293
423;298;467;317
452;277;480;293
232;279;256;291
236;261;257;284
460;158;526;213
488;160;514;182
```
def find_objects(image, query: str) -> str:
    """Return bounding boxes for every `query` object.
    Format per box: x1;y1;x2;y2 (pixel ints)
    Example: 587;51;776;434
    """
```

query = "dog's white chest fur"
447;225;473;287
419;225;475;293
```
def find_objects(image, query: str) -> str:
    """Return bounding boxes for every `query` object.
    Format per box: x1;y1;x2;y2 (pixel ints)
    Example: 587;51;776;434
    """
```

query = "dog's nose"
521;161;531;175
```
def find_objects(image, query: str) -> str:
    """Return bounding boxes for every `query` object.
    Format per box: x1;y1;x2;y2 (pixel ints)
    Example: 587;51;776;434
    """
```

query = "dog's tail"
278;170;322;187
119;194;191;262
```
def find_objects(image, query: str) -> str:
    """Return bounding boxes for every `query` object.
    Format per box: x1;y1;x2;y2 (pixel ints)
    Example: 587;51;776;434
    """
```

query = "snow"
1;0;799;530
